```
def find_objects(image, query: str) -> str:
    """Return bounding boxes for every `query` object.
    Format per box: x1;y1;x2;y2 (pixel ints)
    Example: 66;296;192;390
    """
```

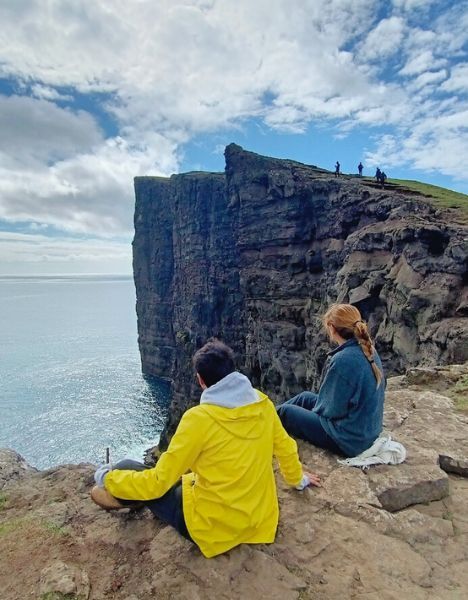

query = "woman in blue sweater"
277;304;385;457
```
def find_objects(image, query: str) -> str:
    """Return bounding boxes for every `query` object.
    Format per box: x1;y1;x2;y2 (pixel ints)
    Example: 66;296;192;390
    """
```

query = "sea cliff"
133;145;467;440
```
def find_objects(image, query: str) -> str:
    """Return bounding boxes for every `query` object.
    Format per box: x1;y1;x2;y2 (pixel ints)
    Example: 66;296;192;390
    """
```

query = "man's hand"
304;471;321;487
94;463;112;488
295;470;321;490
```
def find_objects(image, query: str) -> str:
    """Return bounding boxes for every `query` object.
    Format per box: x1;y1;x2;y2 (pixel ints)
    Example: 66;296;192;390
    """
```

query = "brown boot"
91;485;126;510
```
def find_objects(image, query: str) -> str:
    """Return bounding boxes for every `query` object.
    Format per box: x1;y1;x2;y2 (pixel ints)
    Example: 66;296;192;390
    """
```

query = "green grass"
450;375;468;412
42;521;69;536
388;178;468;219
0;517;27;536
0;516;69;537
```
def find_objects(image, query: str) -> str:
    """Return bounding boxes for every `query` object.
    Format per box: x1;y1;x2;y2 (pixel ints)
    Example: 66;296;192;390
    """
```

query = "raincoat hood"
200;371;260;408
199;371;264;439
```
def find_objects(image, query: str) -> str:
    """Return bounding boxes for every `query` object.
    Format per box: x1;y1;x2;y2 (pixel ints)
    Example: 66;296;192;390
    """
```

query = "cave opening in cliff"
420;230;450;256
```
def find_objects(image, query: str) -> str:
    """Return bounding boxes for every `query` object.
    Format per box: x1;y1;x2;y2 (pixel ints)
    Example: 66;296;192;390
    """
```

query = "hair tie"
369;359;375;363
353;320;364;327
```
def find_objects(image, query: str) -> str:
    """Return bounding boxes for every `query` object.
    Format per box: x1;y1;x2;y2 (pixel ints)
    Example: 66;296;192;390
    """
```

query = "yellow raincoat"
104;390;303;557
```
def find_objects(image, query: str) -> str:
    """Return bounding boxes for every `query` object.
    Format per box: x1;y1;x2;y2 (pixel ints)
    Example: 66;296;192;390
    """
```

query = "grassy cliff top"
388;178;468;221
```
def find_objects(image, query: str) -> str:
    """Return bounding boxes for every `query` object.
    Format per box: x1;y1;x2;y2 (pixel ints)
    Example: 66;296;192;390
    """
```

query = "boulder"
0;448;37;490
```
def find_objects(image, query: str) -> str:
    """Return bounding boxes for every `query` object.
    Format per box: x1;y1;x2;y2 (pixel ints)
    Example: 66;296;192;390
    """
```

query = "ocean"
0;275;170;469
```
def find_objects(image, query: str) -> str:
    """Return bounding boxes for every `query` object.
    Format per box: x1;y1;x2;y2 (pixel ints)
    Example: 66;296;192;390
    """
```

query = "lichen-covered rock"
133;144;468;441
0;448;37;490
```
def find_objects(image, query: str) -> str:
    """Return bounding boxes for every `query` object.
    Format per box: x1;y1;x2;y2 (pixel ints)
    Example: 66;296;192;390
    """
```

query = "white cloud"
392;0;436;11
30;84;72;102
0;0;401;241
0;95;103;166
0;0;463;144
363;1;468;184
0;94;180;236
0;0;466;260
408;69;447;91
432;4;468;54
360;17;406;61
364;134;402;169
0;0;382;135
0;133;180;236
399;50;447;76
29;222;49;231
365;105;468;180
0;231;131;275
441;63;468;93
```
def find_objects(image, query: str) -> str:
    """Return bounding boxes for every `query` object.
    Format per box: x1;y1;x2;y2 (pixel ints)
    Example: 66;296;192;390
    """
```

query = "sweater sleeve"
316;361;357;420
104;408;203;501
271;404;303;487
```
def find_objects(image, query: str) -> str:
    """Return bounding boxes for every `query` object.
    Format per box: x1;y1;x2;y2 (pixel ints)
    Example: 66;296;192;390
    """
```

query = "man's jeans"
276;392;344;455
111;459;193;542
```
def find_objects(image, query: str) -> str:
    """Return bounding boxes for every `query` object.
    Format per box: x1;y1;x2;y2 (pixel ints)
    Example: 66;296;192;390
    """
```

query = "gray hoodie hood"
200;371;260;408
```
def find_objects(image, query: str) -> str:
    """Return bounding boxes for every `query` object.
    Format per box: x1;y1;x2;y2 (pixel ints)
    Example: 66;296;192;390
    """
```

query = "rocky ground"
1;364;467;600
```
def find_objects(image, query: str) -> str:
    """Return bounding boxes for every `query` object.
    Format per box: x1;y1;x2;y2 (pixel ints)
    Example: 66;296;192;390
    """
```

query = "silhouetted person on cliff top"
375;167;381;182
335;161;340;177
380;171;387;189
358;162;363;177
91;339;321;558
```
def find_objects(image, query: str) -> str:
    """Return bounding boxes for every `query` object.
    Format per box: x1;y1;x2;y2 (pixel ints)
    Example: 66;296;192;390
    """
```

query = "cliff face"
133;144;467;434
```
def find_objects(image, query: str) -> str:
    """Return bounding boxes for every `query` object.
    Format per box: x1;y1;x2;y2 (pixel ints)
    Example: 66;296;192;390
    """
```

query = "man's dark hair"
192;338;235;387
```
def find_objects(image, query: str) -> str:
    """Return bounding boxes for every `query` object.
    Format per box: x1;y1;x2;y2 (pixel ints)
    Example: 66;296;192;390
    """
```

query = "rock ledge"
0;364;467;599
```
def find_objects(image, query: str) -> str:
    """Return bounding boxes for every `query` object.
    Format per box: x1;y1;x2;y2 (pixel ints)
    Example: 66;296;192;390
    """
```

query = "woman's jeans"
111;459;193;542
276;392;344;455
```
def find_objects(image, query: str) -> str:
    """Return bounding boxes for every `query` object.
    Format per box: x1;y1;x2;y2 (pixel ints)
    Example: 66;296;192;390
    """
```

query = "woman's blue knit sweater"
313;338;385;456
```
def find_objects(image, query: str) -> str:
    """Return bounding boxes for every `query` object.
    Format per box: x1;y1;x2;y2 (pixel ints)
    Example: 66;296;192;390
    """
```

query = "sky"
0;0;467;275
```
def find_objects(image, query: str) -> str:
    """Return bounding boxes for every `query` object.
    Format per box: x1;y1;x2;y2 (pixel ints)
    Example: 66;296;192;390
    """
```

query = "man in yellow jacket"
91;339;320;558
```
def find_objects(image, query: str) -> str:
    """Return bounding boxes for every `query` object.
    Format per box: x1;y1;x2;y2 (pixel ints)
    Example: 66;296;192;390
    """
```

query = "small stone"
368;465;449;512
439;455;468;478
406;367;441;386
39;561;90;599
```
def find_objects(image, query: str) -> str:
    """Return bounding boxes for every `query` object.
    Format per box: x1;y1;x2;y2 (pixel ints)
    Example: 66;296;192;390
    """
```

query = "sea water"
0;275;170;469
